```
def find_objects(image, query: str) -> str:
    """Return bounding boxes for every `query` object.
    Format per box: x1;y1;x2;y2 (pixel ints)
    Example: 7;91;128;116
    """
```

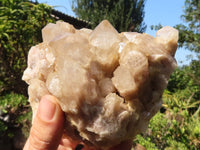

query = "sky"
36;0;197;66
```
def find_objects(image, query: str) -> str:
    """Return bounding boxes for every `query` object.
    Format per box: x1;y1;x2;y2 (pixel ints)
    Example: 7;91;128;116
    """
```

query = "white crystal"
22;20;178;149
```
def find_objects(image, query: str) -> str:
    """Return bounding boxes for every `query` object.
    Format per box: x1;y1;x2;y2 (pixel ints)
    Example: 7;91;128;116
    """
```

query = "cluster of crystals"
22;20;178;149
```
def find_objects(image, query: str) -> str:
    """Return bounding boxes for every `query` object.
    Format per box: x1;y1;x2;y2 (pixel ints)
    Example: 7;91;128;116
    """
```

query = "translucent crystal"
22;20;178;149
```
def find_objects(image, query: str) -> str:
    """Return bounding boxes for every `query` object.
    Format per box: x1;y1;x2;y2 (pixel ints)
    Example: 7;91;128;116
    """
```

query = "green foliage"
152;0;200;53
0;0;199;149
0;0;55;94
0;0;55;146
0;120;8;133
167;68;191;92
151;0;200;53
168;62;200;100
0;93;32;138
150;23;163;31
16;110;32;137
176;0;200;52
164;90;200;112
135;1;200;148
72;0;146;32
135;135;158;150
135;91;200;149
0;92;27;113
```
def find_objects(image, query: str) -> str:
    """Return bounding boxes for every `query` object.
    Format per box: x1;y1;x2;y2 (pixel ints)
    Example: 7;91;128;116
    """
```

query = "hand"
23;95;132;150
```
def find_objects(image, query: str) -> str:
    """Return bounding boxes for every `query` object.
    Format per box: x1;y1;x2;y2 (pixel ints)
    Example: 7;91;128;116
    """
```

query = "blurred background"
0;0;199;149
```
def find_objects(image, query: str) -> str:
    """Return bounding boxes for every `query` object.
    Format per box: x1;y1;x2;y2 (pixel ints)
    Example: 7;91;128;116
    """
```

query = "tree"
72;0;146;32
0;1;56;148
167;0;200;110
0;0;55;95
176;0;200;52
167;0;200;89
135;1;200;149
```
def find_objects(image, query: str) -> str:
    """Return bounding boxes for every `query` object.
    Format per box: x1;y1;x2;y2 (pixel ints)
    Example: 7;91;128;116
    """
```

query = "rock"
22;20;178;149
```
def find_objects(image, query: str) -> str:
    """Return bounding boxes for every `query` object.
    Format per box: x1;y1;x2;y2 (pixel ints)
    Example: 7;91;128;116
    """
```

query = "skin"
23;95;132;150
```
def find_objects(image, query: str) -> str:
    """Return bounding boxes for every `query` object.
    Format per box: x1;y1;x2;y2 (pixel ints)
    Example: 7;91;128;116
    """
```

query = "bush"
134;90;200;150
167;60;200;101
0;0;55;95
0;92;32;140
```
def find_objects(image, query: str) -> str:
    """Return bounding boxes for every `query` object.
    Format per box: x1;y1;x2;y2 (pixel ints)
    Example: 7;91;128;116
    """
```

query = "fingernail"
39;96;56;121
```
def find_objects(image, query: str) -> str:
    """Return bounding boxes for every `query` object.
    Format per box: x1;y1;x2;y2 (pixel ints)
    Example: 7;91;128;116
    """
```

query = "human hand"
23;95;132;150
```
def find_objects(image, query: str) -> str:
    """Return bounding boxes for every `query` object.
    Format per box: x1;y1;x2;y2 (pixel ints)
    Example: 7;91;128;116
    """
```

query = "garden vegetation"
0;0;199;149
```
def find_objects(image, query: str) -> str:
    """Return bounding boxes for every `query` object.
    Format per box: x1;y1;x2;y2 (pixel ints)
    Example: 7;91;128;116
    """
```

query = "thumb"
24;95;64;150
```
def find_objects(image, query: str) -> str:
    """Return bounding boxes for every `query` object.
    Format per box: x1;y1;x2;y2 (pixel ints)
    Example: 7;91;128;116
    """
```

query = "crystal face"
22;20;178;149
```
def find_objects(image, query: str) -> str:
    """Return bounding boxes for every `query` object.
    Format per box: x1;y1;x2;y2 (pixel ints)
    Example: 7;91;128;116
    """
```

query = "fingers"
109;140;133;150
59;135;96;150
23;95;65;150
23;95;132;150
58;136;132;150
58;135;78;150
81;140;132;150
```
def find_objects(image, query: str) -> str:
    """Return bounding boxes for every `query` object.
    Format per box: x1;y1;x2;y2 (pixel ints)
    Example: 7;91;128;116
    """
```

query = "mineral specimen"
22;20;178;149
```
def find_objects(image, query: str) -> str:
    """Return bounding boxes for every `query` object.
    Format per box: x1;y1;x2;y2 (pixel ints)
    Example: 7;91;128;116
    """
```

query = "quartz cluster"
22;20;178;149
